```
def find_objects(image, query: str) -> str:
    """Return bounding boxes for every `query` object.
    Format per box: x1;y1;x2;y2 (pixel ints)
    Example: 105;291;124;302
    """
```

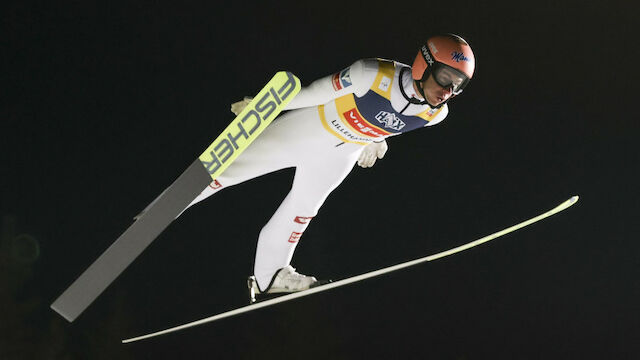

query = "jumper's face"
421;74;454;106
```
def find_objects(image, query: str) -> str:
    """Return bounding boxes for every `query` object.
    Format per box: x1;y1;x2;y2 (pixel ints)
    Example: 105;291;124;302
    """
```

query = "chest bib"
319;59;444;145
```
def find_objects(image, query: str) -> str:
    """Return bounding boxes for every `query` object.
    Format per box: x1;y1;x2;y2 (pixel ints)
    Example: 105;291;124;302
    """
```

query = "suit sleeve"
284;59;372;110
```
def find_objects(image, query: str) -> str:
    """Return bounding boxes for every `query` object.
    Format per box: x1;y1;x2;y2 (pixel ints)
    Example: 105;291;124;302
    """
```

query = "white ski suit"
185;58;449;290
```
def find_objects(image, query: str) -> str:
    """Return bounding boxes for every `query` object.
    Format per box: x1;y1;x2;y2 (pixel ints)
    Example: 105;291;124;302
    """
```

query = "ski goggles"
431;63;470;95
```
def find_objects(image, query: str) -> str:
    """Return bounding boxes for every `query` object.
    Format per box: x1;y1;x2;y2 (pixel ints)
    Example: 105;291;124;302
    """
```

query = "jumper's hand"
357;140;388;168
230;96;253;115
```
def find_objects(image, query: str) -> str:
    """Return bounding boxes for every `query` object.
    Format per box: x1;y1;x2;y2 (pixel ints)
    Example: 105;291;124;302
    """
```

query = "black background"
2;1;639;359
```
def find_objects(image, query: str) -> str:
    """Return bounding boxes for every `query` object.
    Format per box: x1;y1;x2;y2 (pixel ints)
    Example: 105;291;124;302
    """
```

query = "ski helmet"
412;34;475;99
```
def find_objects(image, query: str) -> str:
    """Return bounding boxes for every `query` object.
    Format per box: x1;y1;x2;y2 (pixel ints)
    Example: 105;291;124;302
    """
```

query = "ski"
122;196;579;344
50;72;301;322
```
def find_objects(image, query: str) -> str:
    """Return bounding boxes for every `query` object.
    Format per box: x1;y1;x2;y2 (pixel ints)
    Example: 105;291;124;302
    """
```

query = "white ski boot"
248;265;319;303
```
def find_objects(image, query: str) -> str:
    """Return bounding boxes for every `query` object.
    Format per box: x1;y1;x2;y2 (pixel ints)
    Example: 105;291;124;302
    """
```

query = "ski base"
51;160;212;322
51;72;301;322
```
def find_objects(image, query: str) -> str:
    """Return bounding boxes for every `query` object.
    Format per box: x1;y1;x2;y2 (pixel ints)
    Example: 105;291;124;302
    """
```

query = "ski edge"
122;195;579;344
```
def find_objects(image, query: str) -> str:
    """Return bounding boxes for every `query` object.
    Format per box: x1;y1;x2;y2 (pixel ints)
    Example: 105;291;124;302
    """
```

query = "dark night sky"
2;1;639;359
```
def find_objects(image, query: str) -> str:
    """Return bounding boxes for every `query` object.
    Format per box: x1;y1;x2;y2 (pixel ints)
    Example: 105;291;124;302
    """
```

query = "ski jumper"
183;58;450;290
